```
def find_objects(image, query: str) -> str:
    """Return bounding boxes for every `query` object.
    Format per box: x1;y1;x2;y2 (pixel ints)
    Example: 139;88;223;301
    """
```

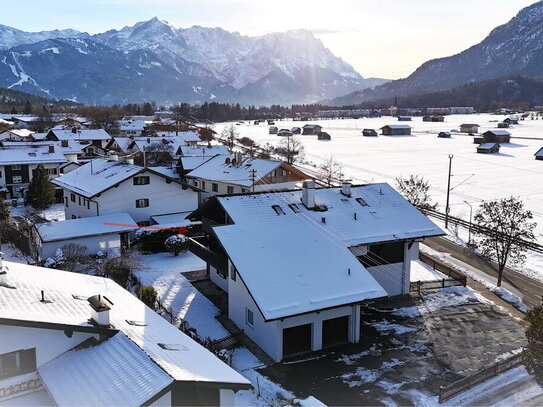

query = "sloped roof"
35;213;137;242
1;140;85;155
483;130;511;136
0;145;66;165
111;137;133;153
1;129;34;139
154;131;201;143
0;261;251;386
179;144;229;157
49;129;112;141
380;125;411;129
38;333;173;406
179;156;216;171
478;142;499;149
535;147;543;157
186;155;282;187
117;120;146;132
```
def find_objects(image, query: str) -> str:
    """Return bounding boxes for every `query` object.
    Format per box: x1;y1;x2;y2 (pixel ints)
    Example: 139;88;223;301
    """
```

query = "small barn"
483;130;511;143
302;124;323;135
498;122;510;128
504;117;519;125
267;120;275;125
477;143;500;154
291;127;302;134
380;125;411;136
423;115;444;122
473;137;484;144
362;128;378;137
438;132;451;138
535;147;543;161
277;129;293;137
253;120;260;125
460;124;480;133
269;126;278;134
317;132;331;140
397;116;412;121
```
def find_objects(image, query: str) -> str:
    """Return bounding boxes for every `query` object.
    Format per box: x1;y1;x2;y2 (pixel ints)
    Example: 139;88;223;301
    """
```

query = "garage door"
282;324;312;358
322;316;349;348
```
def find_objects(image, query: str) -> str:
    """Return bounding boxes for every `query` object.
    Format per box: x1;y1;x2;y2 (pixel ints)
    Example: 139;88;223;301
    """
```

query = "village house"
460;123;480;133
46;128;113;151
53;116;88;129
483;130;511;143
0;257;251;406
291;127;302;134
0;129;35;141
497;122;510;128
116;119;147;137
397;116;412;121
277;128;293;137
0;140;84;163
269;126;278;134
11;116;54;131
185;153;312;201
0;145;66;200
380;125;411;136
317;132;331;140
423;116;445;122
187;182;443;361
362;128;378;137
504;117;519;125
176;145;229;175
534;147;543;161
302;124;322;135
127;136;204;166
52;157;200;225
477;142;500;154
152;131;201;146
33;213;138;261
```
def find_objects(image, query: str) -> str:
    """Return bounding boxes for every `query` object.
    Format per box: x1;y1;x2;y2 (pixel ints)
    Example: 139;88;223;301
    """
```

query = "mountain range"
0;19;387;105
326;0;543;106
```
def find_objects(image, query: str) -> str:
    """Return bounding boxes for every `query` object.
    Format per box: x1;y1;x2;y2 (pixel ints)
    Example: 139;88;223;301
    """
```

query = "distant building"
291;127;302;134
497;122;510;128
397;116;412;121
380;125;411;136
449;107;475;114
302;124;322;135
423;115;445;122
438;132;451;138
317;132;331;140
473;136;484;144
477;142;500;154
277;129;293;137
46;129;112;150
535;147;543;161
483;130;511;143
504;117;519;125
0;129;35;141
267;119;275;125
362;129;378;137
460;124;480;133
269;126;278;134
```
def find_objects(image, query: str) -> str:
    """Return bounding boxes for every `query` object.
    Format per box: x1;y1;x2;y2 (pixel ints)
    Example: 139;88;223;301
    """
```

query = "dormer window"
272;205;285;215
133;176;150;185
356;197;369;207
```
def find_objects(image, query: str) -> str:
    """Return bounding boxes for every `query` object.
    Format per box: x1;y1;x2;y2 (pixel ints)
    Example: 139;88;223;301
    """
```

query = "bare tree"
142;142;174;166
221;124;238;153
319;156;344;187
77;105;125;133
198;125;215;143
258;142;276;159
473;196;536;287
238;137;258;157
275;135;304;165
59;243;90;273
395;175;438;210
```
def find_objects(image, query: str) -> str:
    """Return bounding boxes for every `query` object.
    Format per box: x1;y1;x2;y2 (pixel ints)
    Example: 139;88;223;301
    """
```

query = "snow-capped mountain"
327;0;543;105
0;24;84;50
0;18;387;105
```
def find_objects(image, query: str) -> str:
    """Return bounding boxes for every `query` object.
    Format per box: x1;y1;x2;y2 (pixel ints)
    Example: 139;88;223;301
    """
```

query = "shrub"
136;229;178;253
165;234;188;256
138;285;158;309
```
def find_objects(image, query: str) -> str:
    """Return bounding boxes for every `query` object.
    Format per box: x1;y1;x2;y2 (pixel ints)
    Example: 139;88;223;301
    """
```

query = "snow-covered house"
51;157;200;225
153;131;201;146
0;129;35;141
380;125;411;136
117;119;147;137
46;129;112;150
1;140;84;163
483;130;511;143
185;154;312;200
177;145;229;175
459;123;480;133
302;124;322;135
477;142;500;154
33;213;138;262
535;147;543;161
187;182;443;361
0;258;251;406
11;116;52;131
0;145;66;200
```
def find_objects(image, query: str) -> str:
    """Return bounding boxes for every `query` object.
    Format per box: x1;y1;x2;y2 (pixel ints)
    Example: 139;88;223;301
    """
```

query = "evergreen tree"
10;107;17;114
0;199;10;221
23;100;32;115
25;165;56;210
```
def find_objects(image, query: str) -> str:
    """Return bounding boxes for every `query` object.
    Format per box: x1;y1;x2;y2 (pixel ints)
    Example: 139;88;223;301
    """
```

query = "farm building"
397;116;412;121
498;122;510;128
318;132;331;140
483;130;511;143
267;120;275;125
278;129;293;137
423;115;445;122
477;143;500;154
253;120;260;125
535;147;543;161
269;126;278;134
362;128;378;137
504;117;519;125
473;136;484;144
291;127;301;134
460;124;480;133
438;132;451;138
380;125;411;136
302;124;323;135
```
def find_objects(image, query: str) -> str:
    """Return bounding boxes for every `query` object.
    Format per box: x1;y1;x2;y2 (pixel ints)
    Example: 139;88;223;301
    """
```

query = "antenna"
250;169;257;192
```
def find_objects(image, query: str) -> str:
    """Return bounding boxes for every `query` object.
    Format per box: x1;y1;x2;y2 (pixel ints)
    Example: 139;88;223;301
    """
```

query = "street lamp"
464;201;473;245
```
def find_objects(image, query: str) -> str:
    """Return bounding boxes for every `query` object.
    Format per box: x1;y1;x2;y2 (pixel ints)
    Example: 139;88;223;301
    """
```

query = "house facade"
483;130;511;143
460;124;480;133
187;182;443;361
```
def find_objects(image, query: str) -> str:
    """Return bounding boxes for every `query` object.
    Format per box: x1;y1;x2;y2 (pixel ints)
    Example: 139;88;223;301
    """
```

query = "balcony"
188;235;228;274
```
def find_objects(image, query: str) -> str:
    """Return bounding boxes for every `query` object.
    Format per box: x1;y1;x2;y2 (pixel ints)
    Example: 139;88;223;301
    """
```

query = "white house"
187;182;444;361
33;213;138;261
0;145;66;200
1;140;84;163
46;129;112;150
117;119;147;137
51;157;200;225
185;154;312;200
0;129;35;141
0;257;251;406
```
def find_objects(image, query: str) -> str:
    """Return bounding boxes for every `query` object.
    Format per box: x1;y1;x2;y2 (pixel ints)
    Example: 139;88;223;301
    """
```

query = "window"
246;308;254;327
0;349;36;380
133;176;150;185
12;176;22;184
272;205;285;215
70;193;76;203
288;203;300;213
72;215;77;219
280;169;287;176
242;188;249;193
11;165;21;171
0;170;2;178
227;186;234;194
230;264;237;281
212;183;218;192
201;180;206;189
78;196;81;206
136;198;149;208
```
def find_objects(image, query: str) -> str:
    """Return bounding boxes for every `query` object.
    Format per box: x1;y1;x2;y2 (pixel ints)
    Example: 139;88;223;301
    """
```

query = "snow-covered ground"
216;114;543;244
410;259;446;282
10;203;65;222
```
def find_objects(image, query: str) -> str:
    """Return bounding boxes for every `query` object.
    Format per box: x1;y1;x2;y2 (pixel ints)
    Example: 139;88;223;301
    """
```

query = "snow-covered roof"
35;213;137;242
0;261;251;386
207;183;443;320
151;166;180;179
535;147;543;157
130;137;190;154
380;125;411;129
0;145;66;165
51;158;143;198
111;137;133;153
179;156;216;171
117;120;146;132
1;140;85;155
179;144;229;157
460;123;480;127
478;142;499;149
12;115;40;122
154;131;201;143
483;130;511;136
49;129;112;141
0;129;34;139
186;155;282;187
38;333;173;406
151;211;199;228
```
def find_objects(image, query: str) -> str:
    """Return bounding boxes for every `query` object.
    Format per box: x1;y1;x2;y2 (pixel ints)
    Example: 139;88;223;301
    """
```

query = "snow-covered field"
216;114;543;243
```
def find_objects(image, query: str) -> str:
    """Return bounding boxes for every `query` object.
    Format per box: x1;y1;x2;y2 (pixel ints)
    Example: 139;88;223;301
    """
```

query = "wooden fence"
439;352;523;403
411;252;467;293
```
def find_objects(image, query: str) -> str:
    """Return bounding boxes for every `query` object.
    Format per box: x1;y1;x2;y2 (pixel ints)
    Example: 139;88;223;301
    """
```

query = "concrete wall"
38;233;122;260
149;391;171;407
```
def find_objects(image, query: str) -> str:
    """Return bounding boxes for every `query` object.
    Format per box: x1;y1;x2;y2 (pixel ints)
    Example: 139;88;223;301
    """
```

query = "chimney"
87;295;111;327
0;252;6;285
61;140;69;147
302;180;316;209
71;127;77;134
109;154;119;162
48;145;55;153
341;180;352;197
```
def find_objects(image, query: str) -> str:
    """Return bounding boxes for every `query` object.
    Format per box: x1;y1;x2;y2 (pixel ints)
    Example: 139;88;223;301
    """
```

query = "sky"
0;0;538;79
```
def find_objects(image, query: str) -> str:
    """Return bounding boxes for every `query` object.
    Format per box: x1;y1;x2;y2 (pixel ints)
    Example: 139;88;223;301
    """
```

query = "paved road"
424;237;543;310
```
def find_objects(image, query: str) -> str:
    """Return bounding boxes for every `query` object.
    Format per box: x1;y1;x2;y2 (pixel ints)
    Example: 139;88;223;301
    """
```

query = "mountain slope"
0;86;80;108
328;0;543;105
0;24;85;50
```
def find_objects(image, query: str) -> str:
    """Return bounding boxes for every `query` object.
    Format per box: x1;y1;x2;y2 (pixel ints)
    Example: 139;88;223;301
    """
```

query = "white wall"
64;170;199;222
219;389;235;407
149;391;171;407
38;233;122;260
209;265;228;292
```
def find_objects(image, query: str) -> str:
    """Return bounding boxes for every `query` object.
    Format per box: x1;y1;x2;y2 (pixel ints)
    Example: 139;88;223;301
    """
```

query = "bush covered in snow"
165;234;188;256
135;229;178;253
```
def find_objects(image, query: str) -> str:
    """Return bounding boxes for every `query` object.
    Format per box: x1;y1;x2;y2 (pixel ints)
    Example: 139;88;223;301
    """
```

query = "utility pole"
464;201;473;245
250;169;257;193
445;154;453;229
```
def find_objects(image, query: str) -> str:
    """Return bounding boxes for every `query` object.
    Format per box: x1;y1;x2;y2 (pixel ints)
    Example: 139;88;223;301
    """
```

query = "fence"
413;252;468;295
0;379;42;401
439;352;523;403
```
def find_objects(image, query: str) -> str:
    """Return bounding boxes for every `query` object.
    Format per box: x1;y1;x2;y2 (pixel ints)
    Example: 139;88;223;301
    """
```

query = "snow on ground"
367;320;418;335
410;260;447;282
135;252;299;406
217;113;543;243
10;203;65;222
